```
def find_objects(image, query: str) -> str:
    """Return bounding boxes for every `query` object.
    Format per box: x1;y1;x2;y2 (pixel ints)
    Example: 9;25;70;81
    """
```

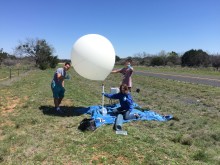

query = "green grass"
0;66;220;164
133;65;220;77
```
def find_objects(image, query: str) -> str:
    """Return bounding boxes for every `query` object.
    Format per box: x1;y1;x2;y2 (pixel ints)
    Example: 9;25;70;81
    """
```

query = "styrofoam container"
110;87;120;94
116;130;127;135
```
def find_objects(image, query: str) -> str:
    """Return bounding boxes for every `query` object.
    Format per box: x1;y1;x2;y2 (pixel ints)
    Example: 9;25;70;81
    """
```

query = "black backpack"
78;118;96;131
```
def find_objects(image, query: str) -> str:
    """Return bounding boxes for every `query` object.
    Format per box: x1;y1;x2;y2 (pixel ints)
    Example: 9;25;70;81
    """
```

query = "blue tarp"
75;103;173;128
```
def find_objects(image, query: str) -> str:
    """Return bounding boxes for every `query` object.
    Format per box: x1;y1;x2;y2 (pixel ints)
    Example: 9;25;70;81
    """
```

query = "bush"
14;38;58;70
211;55;220;70
39;62;48;70
181;49;210;67
49;56;59;68
150;56;164;66
3;59;18;66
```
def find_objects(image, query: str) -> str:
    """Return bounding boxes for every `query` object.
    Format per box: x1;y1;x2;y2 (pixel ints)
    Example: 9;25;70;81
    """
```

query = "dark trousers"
113;108;136;130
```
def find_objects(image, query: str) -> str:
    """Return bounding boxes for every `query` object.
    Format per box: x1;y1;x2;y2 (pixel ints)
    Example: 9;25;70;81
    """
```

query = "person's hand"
65;75;70;79
51;81;55;88
123;96;127;101
102;92;105;95
127;65;133;70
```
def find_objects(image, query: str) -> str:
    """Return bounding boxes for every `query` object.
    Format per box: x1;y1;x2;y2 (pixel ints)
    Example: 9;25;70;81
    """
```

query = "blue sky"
0;0;219;59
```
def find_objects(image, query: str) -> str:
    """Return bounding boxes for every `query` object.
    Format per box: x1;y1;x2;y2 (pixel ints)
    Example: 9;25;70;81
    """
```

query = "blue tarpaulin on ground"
75;103;173;128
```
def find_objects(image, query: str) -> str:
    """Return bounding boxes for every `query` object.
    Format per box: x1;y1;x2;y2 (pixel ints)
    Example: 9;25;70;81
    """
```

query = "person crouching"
102;84;139;130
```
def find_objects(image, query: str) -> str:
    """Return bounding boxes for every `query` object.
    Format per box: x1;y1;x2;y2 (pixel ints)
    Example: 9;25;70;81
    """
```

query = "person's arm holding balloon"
111;69;121;73
65;75;70;79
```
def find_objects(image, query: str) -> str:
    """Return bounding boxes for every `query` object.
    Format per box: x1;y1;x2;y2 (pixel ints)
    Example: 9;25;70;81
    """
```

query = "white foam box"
110;87;120;94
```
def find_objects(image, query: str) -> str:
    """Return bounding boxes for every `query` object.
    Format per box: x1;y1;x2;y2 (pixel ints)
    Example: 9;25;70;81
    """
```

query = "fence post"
10;68;12;79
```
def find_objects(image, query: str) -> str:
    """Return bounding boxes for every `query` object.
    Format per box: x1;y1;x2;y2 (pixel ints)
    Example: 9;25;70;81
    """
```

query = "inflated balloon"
71;34;115;81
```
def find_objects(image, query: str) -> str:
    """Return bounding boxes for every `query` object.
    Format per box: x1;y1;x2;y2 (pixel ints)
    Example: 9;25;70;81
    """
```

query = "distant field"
114;65;220;77
139;66;219;76
0;66;220;164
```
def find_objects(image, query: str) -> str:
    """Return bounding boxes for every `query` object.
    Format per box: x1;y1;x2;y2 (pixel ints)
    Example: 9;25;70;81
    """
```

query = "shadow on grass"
39;105;89;117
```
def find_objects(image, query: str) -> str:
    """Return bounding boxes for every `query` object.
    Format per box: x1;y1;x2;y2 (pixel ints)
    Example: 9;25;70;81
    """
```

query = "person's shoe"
56;107;64;114
113;124;116;131
113;124;122;131
116;125;122;131
134;113;140;119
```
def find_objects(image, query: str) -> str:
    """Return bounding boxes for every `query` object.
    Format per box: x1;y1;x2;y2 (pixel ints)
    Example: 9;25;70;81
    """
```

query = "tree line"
1;38;59;70
1;38;220;70
116;50;220;70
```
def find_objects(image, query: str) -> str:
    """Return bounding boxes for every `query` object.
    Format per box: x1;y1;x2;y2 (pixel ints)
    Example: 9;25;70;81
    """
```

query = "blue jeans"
113;108;136;120
113;108;136;130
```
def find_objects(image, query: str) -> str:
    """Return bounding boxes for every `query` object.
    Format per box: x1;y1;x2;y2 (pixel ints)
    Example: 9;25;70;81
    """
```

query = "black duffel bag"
78;118;96;131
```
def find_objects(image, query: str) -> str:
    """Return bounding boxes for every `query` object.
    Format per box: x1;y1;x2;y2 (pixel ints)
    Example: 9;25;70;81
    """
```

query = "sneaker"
116;125;122;131
56;107;64;114
134;113;140;119
113;124;122;131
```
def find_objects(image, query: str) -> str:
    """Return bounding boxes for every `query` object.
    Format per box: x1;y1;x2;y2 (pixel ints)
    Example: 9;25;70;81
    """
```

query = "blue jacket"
104;92;133;111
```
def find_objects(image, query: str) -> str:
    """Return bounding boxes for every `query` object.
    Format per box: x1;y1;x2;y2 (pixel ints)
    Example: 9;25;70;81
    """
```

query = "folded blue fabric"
76;102;173;128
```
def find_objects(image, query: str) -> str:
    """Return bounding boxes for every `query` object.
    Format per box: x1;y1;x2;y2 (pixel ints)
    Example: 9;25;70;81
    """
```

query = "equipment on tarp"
110;87;120;94
109;87;120;104
116;130;128;135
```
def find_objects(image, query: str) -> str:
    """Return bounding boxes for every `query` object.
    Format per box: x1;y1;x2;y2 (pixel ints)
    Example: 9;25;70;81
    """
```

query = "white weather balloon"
71;34;115;81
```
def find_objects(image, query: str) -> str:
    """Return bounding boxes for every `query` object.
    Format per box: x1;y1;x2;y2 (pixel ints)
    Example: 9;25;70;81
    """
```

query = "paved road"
135;71;220;87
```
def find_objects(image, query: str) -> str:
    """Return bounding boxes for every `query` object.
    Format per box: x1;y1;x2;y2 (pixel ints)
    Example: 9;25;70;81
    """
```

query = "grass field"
0;66;220;164
118;65;220;77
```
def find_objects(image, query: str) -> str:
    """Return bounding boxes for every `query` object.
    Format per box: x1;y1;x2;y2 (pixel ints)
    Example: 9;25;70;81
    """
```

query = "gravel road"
135;71;220;87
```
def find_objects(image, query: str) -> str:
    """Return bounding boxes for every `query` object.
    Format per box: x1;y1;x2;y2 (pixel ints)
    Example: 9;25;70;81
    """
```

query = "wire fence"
0;67;31;82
